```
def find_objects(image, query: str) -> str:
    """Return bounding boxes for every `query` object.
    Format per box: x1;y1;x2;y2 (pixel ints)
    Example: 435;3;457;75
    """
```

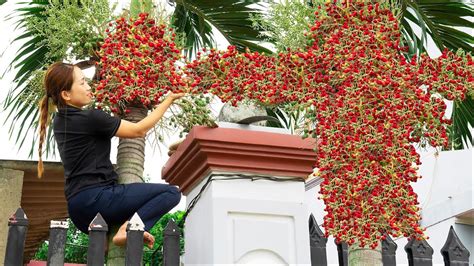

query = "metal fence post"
47;220;69;266
163;220;180;266
309;214;328;266
335;239;348;266
441;226;470;266
405;238;433;266
4;208;28;266
87;213;108;266
382;234;397;266
126;213;145;266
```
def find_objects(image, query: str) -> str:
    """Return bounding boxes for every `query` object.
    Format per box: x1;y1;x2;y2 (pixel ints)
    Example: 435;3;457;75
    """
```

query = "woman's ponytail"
37;95;49;178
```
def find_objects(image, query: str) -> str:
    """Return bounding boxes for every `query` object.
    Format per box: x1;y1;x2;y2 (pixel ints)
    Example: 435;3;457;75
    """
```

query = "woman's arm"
115;93;184;138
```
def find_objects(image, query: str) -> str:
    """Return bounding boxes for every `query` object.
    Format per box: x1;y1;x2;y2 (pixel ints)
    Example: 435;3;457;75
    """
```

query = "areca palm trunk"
116;106;148;184
107;105;148;265
349;242;382;266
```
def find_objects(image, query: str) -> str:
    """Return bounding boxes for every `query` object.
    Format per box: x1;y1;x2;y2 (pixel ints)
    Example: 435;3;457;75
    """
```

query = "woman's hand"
167;92;186;101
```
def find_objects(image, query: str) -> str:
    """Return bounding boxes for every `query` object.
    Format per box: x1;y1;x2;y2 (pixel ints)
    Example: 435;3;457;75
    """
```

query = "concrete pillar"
0;168;24;263
162;124;317;265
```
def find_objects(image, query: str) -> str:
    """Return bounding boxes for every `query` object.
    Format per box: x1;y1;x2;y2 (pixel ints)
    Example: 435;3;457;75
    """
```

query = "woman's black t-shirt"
53;105;121;200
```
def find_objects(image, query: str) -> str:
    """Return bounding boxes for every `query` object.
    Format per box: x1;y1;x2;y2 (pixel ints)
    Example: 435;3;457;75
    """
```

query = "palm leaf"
171;0;272;58
2;0;58;157
172;4;216;58
449;97;474;149
265;107;288;129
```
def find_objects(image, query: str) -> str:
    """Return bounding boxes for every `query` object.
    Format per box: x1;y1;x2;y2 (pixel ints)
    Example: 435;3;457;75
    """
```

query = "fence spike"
4;208;28;266
335;239;348;266
309;214;328;265
87;213;108;266
404;238;433;266
440;226;470;266
88;213;108;232
163;220;180;266
47;220;68;266
126;213;145;266
381;234;397;266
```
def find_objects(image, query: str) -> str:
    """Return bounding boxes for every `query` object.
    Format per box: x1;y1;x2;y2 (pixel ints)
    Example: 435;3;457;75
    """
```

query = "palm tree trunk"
107;105;148;265
116;106;148;183
348;241;382;266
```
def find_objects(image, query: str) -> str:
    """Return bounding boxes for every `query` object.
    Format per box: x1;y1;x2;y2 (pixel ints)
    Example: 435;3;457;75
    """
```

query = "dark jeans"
67;183;181;234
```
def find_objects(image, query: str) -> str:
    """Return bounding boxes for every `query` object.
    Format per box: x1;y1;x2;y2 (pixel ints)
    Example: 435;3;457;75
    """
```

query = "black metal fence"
308;214;471;266
3;208;180;266
4;208;471;265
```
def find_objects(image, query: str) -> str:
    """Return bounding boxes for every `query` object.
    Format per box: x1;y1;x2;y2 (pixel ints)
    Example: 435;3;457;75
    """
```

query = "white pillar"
162;125;316;265
185;173;310;265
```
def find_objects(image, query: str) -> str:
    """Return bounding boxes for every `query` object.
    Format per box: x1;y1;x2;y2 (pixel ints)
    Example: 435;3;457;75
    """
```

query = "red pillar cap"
162;126;317;195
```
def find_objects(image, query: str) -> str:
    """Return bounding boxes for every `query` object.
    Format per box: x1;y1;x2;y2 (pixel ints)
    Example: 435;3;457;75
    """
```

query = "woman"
37;62;183;248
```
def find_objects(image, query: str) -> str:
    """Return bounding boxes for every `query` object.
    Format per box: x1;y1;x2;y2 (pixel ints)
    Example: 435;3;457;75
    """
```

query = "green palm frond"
2;0;57;157
401;1;473;54
3;0;51;90
171;4;216;59
400;0;474;149
449;96;474;149
171;0;272;58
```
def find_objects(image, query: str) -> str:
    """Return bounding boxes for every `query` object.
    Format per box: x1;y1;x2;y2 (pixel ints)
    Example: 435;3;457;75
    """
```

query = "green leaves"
25;0;114;62
0;0;6;6
130;0;153;18
250;0;316;52
171;0;272;58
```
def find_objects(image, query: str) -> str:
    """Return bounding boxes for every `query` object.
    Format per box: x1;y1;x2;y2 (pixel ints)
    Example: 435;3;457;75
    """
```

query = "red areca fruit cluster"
96;13;184;113
184;0;473;247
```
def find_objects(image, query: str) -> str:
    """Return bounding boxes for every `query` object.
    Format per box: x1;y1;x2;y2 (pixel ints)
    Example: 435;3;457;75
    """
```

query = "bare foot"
112;222;128;247
144;231;155;249
112;221;155;249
